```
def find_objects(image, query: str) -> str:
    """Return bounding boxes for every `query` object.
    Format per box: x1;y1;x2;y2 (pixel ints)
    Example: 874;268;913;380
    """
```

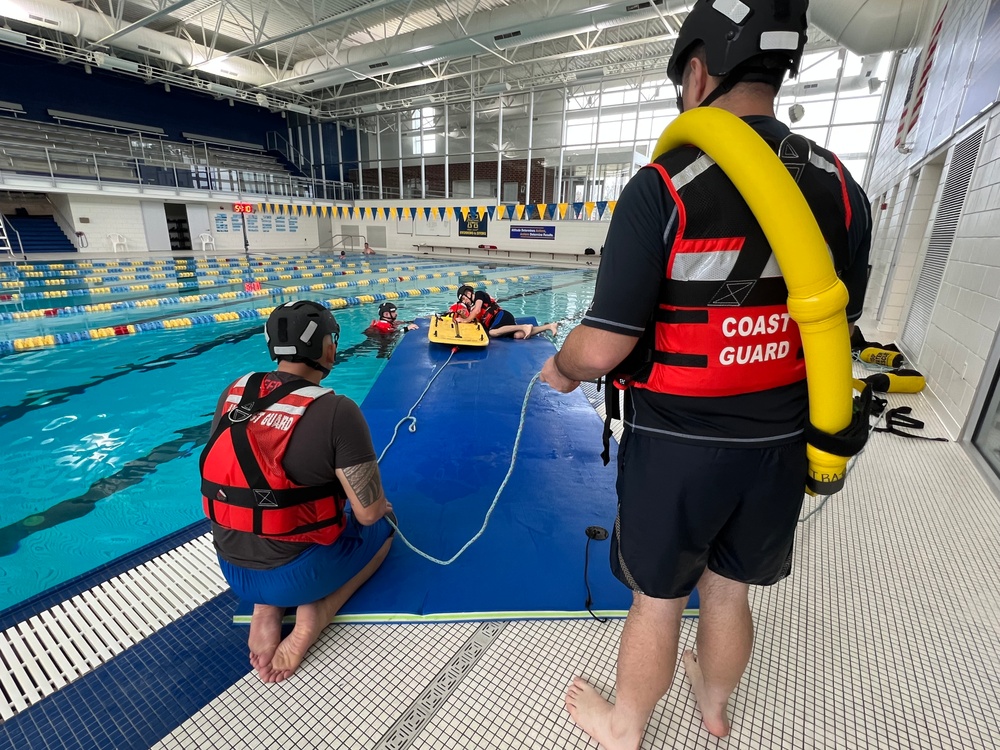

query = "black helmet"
378;302;398;319
264;300;339;367
457;285;474;300
666;0;809;85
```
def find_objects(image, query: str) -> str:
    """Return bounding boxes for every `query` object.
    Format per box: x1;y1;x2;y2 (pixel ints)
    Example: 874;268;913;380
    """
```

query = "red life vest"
200;372;347;544
476;295;501;329
620;135;851;398
368;319;395;335
449;302;470;319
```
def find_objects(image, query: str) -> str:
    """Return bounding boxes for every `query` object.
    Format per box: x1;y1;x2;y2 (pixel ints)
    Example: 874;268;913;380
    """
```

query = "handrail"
44;195;78;243
1;216;25;259
311;234;366;255
0;138;355;202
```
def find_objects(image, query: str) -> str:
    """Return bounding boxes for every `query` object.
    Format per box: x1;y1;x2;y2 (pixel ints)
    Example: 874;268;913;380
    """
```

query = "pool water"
0;260;596;612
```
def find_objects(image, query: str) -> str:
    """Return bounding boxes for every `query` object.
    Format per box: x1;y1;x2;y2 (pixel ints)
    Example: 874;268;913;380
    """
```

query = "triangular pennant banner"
445;207;454;220
584;202;596;219
536;204;547;221
486;205;496;220
596;201;608;219
423;206;432;220
396;207;404;220
572;202;584;219
607;200;617;216
515;204;525;220
558;203;569;219
461;206;471;221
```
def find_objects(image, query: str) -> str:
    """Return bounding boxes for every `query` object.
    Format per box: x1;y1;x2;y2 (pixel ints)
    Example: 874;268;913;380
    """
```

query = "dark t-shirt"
473;290;497;308
209;371;376;569
583;116;872;446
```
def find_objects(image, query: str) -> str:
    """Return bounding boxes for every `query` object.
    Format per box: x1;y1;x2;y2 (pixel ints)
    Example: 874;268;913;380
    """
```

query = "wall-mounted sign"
233;203;255;213
459;210;488;237
510;224;555;240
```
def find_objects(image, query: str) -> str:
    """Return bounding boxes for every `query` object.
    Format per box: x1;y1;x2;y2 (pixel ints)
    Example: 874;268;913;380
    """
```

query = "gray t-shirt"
209;371;376;569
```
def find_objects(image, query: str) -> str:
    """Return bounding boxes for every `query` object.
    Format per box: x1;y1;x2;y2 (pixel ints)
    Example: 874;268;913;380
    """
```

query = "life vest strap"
201;480;341;509
649;350;709;368
601;376;626;466
654;308;709;324
873;407;948;442
804;384;874;459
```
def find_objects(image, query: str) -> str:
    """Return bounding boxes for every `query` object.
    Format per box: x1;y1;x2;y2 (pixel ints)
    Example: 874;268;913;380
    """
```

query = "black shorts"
611;430;807;599
489;310;517;332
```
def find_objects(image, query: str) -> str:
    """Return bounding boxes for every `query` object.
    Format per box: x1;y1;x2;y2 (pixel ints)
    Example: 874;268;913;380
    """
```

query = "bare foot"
513;324;534;340
564;677;643;750
248;604;283;674
682;650;730;738
263;601;329;683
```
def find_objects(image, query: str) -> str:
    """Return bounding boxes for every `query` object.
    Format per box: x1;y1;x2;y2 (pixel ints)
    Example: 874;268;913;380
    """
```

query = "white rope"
377;354;541;565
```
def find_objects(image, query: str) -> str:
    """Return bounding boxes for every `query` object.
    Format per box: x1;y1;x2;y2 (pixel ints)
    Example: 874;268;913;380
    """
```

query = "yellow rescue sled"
428;314;489;347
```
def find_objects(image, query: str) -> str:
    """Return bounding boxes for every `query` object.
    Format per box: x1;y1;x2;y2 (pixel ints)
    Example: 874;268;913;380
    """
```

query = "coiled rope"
376;347;540;565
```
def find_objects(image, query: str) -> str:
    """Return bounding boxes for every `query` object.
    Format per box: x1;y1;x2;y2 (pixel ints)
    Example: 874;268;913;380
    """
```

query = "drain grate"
0;533;225;721
373;621;506;749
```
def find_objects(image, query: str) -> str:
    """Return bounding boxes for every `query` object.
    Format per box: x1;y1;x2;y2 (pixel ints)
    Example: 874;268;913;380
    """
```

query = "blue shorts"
490;310;516;331
219;515;393;608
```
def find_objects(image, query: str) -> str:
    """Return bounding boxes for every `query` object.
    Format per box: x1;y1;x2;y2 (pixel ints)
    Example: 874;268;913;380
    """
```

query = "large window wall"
345;47;893;202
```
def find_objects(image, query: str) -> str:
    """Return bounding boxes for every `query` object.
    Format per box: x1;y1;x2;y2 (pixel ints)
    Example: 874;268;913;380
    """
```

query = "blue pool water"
0;258;596;612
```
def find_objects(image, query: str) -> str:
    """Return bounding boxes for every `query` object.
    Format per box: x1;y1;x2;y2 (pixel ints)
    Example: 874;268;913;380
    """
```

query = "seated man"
453;285;558;339
201;300;395;683
365;302;418;335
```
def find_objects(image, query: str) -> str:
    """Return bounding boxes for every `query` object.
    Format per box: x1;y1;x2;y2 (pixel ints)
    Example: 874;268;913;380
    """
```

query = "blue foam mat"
236;319;698;623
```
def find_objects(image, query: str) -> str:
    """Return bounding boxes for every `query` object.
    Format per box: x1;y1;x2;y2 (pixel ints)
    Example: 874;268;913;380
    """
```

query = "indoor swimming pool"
0;256;596;614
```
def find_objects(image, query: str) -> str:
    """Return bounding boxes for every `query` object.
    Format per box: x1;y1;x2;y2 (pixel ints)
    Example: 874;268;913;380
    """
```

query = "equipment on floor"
859;369;926;394
858;347;906;368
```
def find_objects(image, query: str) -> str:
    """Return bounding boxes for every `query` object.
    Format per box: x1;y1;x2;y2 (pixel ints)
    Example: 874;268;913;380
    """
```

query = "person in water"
365;302;418;335
452;285;558;339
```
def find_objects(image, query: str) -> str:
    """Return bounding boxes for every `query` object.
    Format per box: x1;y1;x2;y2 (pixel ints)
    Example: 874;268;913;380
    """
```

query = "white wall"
207;205;325;254
61;195;330;254
67;195;149;254
866;0;1000;436
335;199;610;256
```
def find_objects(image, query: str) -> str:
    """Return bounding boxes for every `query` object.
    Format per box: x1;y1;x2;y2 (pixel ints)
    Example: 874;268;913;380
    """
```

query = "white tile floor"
150;381;1000;750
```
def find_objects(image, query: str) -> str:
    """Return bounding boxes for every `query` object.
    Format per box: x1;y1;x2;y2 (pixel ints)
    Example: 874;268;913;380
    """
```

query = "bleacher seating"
0;115;306;193
3;215;77;254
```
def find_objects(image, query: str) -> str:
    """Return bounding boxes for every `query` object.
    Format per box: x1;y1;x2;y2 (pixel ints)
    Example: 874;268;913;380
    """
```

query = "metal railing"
1;216;25;259
311;235;366;255
0;141;355;202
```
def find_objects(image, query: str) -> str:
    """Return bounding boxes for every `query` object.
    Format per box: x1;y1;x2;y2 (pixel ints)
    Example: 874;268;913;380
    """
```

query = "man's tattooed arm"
342;461;383;507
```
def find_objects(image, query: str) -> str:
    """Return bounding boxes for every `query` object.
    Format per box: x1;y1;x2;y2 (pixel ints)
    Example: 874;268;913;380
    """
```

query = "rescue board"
428;314;489;347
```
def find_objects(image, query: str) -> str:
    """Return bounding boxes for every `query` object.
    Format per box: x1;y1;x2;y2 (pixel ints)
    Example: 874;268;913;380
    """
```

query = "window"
411;107;436;155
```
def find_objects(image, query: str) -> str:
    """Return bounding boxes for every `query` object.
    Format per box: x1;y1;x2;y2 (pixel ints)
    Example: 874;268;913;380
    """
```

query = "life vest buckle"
229;401;255;422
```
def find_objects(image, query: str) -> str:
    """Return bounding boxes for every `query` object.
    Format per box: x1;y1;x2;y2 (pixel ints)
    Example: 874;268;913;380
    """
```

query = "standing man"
201;300;395;683
540;2;871;747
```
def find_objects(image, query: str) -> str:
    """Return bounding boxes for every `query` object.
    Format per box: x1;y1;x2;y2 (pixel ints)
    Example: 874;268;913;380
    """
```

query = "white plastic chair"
198;233;216;254
108;233;128;254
